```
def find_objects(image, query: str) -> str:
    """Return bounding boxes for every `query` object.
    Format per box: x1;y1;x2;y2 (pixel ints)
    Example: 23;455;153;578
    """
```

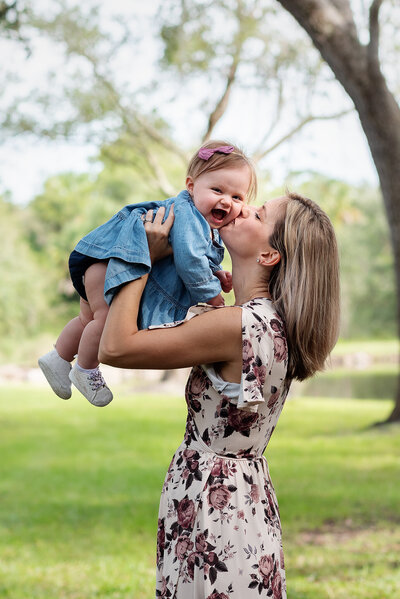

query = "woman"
99;192;340;599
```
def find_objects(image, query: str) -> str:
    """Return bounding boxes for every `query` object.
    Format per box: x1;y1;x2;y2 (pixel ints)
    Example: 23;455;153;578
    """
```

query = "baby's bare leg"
76;262;109;369
55;298;94;363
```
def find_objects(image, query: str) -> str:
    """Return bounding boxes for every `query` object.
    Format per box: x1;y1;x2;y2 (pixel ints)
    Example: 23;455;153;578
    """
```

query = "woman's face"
219;196;287;260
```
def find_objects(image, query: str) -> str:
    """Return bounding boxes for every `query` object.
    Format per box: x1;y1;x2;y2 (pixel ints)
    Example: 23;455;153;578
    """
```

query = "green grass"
0;386;399;598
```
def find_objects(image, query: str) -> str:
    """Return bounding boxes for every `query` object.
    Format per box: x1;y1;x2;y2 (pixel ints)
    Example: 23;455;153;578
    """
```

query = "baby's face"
186;165;251;229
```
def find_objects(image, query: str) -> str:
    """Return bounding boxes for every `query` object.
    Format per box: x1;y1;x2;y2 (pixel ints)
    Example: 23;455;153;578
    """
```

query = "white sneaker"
38;349;72;399
69;365;113;407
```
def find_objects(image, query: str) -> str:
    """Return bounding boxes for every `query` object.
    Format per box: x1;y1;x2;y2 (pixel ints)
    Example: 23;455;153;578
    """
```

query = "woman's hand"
144;205;175;264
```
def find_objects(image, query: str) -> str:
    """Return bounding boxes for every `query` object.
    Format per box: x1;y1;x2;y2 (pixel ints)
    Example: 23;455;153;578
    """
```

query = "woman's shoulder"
242;297;278;317
241;298;288;379
241;298;286;337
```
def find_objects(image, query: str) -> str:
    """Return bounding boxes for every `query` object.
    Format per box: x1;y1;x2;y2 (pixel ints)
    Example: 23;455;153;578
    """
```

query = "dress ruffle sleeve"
238;299;288;413
149;299;289;414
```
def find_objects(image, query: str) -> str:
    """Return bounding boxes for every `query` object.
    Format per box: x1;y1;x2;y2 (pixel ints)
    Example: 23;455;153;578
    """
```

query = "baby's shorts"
69;250;102;302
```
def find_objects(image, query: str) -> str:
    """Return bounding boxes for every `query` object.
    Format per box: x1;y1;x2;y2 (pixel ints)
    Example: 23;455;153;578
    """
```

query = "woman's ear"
259;249;281;267
186;176;194;195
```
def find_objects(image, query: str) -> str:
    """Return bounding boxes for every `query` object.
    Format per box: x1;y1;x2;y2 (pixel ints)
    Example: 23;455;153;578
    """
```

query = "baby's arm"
206;271;232;305
215;270;232;293
207;293;225;307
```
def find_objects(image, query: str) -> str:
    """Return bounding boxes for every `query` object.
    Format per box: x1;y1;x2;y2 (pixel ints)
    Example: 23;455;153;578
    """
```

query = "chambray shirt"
73;190;224;329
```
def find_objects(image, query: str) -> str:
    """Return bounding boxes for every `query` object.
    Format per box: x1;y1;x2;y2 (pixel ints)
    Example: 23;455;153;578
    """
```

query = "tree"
2;1;399;414
275;0;400;423
1;1;349;196
0;196;51;339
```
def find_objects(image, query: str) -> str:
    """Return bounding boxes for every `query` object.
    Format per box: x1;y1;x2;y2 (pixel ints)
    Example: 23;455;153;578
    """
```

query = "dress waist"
185;420;266;462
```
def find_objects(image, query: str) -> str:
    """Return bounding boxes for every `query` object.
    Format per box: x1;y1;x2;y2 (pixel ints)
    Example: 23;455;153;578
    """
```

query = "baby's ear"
186;176;194;195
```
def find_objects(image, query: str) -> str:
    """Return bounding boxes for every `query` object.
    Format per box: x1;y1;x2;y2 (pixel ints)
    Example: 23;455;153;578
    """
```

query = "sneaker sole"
38;358;71;400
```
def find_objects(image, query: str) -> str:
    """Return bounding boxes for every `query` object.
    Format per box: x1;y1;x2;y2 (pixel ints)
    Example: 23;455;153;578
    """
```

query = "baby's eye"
233;195;243;202
212;187;222;193
255;212;261;220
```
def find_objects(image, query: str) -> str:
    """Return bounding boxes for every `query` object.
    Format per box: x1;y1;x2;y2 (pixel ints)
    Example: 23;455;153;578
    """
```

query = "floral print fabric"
156;298;289;598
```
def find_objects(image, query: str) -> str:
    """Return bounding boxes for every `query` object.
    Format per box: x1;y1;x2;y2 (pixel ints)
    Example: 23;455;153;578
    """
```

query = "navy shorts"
69;250;102;301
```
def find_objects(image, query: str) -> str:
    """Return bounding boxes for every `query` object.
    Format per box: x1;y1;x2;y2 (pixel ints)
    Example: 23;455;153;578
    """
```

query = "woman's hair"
186;140;257;203
268;192;340;382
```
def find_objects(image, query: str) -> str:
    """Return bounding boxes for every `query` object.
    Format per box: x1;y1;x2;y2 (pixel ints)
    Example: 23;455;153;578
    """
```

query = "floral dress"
155;298;289;599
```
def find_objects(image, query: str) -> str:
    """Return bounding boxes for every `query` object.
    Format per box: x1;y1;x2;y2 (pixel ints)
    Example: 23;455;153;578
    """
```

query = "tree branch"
368;0;385;70
202;59;239;142
136;115;188;164
202;0;254;142
253;108;353;162
72;48;189;166
253;82;284;157
138;141;176;198
276;0;370;108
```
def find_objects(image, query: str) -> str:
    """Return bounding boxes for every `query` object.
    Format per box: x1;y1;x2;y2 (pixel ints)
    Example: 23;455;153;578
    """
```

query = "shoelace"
88;369;106;391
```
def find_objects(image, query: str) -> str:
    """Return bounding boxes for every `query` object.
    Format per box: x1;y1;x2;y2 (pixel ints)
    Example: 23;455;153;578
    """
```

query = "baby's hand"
207;293;225;307
215;270;233;293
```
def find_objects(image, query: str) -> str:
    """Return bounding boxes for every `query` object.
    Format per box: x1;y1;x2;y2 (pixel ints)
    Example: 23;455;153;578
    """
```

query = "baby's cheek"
232;203;244;219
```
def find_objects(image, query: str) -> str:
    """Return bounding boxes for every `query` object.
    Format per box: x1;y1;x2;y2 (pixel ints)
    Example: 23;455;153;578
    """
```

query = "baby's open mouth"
211;208;228;222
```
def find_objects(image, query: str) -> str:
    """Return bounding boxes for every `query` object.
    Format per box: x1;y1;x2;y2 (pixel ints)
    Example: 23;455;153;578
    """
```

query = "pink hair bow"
198;145;235;160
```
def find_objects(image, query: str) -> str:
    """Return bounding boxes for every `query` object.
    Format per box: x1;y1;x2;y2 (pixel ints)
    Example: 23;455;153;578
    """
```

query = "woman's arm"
98;275;242;369
98;206;242;371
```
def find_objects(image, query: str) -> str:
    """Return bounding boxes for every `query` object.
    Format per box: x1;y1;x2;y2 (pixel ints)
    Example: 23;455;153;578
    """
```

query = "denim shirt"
73;190;224;329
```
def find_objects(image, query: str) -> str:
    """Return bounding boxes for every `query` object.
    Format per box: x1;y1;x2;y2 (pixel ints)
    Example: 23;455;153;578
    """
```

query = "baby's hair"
186;140;257;203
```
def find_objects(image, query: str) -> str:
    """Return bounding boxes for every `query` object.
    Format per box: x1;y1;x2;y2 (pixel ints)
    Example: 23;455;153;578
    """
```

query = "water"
294;370;398;400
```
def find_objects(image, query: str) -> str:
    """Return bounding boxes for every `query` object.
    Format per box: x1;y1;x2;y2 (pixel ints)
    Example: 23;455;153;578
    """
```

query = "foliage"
157;0;330;138
0;0;350;193
0;165;396;343
0;196;52;336
0;386;398;598
0;0;397;346
0;0;28;38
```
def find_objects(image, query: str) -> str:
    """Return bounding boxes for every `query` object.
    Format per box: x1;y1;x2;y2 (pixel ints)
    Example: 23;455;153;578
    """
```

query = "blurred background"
0;1;399;598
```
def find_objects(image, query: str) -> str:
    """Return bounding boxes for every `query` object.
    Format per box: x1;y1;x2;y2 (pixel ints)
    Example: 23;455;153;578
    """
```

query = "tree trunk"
277;0;400;422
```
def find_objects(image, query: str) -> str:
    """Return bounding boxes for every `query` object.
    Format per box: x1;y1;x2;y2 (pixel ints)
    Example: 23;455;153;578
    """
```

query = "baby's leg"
55;297;95;363
39;262;108;401
76;262;109;369
39;300;93;399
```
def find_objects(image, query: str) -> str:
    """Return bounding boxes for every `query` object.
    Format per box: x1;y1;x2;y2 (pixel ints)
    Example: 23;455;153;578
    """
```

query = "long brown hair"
269;192;340;381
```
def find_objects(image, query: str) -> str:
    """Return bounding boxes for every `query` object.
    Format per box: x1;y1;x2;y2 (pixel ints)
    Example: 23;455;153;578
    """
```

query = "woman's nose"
240;205;252;218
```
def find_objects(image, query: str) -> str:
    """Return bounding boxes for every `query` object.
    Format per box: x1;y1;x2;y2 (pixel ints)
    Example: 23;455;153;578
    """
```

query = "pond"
293;369;399;400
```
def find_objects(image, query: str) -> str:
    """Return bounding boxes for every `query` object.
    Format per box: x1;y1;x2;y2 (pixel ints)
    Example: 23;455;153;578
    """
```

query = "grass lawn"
0;385;399;598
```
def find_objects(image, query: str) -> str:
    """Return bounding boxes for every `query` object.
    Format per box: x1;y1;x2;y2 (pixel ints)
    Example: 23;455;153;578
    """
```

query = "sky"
0;0;380;205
